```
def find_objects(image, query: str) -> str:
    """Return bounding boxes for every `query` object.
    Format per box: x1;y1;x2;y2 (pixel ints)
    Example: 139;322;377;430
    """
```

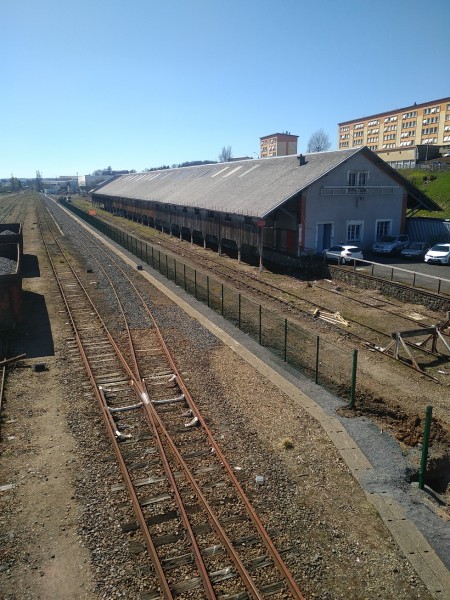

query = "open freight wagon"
0;224;23;330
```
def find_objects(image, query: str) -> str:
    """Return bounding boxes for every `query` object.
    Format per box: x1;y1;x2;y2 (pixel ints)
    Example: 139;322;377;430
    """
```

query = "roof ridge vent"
297;154;306;166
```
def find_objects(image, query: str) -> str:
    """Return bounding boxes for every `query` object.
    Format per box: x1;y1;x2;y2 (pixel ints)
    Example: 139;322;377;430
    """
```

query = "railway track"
39;201;305;598
71;206;450;383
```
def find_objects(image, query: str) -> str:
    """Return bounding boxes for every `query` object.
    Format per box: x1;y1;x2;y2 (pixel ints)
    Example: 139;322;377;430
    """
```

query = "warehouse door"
316;223;332;252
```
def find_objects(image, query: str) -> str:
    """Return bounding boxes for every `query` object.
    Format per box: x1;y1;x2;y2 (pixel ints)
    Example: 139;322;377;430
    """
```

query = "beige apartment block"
260;132;298;158
338;97;450;167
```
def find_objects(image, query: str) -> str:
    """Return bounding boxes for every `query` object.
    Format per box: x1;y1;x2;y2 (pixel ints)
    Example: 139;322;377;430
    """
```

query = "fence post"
145;244;148;264
315;336;320;384
259;305;262;345
152;246;155;268
284;319;287;362
174;260;177;285
349;349;358;409
166;254;168;277
419;405;432;490
221;284;224;316
238;293;241;330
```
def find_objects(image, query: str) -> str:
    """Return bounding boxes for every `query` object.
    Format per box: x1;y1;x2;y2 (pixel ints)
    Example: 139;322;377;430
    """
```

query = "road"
362;254;450;295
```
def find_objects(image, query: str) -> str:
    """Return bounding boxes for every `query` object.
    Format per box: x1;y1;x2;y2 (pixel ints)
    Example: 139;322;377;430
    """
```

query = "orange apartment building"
260;132;298;158
338;97;450;168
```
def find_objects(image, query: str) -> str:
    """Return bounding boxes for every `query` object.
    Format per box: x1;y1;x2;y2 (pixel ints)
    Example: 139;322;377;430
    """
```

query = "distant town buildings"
338;97;450;168
260;132;298;158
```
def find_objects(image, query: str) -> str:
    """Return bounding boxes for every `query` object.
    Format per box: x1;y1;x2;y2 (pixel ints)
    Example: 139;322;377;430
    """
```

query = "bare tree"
35;170;43;192
307;129;331;153
218;145;233;162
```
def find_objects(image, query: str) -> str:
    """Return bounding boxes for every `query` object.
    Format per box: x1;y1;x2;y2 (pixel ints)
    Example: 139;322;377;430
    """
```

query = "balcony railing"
320;186;396;196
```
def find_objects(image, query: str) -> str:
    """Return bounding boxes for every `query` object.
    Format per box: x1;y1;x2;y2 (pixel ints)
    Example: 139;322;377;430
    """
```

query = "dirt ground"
1;206;97;598
0;197;448;599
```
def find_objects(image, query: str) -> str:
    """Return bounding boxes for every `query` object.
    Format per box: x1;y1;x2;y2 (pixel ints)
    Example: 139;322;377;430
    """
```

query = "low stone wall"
328;265;450;313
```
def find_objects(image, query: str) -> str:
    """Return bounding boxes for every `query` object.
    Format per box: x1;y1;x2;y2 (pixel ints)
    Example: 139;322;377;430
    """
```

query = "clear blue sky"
2;0;449;179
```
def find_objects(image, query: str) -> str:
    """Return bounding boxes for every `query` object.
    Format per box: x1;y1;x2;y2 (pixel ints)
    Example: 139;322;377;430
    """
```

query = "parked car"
323;245;364;263
424;243;450;264
400;242;430;260
372;235;409;255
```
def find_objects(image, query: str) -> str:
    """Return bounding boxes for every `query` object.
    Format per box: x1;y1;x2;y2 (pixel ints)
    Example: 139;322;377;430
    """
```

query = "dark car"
400;242;429;260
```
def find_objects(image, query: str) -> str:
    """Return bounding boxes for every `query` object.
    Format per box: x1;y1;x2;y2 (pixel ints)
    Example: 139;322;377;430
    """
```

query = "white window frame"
375;219;392;240
347;170;369;186
346;220;364;243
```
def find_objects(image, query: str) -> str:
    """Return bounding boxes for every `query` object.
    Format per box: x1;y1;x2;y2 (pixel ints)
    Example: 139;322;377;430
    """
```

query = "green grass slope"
398;169;450;218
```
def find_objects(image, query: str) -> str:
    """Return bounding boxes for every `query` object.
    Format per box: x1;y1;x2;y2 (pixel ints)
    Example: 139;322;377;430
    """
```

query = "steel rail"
46;197;306;598
45;205;277;599
54;199;450;381
145;325;306;600
0;334;9;424
39;209;235;599
73;233;305;599
38;216;177;599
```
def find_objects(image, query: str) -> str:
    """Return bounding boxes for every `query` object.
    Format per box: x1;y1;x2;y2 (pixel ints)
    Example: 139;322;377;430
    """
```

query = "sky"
1;0;449;179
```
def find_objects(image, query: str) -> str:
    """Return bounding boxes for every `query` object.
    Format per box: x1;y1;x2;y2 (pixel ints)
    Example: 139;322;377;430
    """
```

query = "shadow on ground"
11;290;54;359
21;254;40;278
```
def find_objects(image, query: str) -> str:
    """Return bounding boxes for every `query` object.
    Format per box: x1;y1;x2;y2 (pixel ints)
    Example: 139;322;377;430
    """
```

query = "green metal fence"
61;202;358;403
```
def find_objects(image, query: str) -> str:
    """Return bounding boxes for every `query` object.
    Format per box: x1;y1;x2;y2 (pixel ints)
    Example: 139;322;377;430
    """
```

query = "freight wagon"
0;242;22;330
0;223;23;256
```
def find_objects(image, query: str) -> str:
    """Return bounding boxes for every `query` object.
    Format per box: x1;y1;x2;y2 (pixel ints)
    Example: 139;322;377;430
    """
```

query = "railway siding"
54;196;450;597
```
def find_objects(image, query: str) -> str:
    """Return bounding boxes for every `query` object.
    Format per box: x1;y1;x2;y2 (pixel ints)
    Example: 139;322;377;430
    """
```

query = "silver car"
400;242;429;260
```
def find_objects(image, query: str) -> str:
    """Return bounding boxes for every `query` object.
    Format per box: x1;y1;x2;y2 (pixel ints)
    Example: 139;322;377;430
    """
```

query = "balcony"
320;186;396;196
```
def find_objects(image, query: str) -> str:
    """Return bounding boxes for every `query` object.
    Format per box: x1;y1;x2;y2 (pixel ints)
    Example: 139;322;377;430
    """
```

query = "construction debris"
313;309;349;326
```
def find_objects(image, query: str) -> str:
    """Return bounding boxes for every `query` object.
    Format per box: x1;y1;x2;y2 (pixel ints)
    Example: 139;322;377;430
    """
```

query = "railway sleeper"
151;393;185;405
108;402;143;413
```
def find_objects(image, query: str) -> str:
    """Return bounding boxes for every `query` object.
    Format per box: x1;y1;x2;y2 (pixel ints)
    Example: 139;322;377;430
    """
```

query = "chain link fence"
61;201;358;403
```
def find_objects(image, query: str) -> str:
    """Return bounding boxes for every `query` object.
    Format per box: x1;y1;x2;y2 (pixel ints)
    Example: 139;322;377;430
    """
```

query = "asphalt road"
358;254;450;295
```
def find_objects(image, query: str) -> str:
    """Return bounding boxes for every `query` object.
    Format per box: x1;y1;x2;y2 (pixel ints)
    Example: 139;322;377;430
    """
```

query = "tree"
307;129;331;153
35;170;43;192
218;145;233;162
10;176;22;192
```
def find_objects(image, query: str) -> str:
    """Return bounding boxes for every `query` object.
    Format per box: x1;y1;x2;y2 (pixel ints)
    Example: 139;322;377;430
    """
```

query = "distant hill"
399;168;450;218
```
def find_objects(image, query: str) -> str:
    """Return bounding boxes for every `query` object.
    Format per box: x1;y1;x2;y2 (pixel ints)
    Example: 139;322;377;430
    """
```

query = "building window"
347;221;363;242
376;220;391;240
348;171;368;186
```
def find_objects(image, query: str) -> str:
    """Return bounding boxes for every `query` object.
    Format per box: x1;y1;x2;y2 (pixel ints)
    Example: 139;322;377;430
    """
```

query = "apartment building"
260;132;298;158
338;97;450;168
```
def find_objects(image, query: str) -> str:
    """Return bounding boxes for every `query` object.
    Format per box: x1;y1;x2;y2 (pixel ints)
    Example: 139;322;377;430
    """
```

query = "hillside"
399;168;450;218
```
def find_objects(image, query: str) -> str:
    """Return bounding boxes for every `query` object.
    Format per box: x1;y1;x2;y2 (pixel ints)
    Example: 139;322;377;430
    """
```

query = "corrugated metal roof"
93;148;361;218
93;146;440;216
407;217;450;242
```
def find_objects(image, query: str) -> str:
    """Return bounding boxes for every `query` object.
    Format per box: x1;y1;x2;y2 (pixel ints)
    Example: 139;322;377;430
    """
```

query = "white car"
323;245;364;263
424;243;450;264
